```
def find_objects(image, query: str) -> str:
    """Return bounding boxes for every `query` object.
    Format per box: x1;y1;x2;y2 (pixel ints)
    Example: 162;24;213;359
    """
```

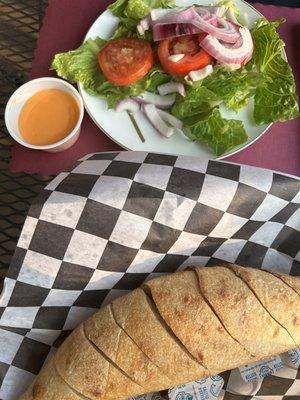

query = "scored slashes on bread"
19;265;300;400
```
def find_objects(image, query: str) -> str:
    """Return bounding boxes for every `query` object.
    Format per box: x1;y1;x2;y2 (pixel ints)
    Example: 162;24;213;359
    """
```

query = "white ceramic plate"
79;0;271;159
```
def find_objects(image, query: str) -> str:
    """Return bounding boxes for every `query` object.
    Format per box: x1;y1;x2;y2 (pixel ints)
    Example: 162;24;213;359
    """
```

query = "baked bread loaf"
19;264;300;400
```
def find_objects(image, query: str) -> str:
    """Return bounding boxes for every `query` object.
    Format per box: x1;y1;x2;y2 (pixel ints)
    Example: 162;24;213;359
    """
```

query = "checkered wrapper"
0;151;299;400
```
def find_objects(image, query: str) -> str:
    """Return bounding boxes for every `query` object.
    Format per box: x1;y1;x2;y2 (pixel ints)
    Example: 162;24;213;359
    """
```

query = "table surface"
0;0;299;283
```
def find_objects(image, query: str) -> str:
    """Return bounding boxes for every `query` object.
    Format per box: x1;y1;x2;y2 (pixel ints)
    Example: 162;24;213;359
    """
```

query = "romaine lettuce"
111;17;153;41
171;79;249;156
183;108;247;156
51;38;107;96
97;66;171;108
171;66;266;155
172;86;218;119
111;17;139;39
109;0;175;19
251;18;299;124
202;66;268;112
108;0;128;17
172;66;267;121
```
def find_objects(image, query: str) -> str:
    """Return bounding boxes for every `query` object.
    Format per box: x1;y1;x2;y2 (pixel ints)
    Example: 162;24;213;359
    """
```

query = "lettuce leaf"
251;19;299;124
171;65;259;155
183;108;247;156
51;37;170;108
109;0;175;19
172;86;218;119
172;66;267;122
109;0;174;38
217;0;239;16
111;17;153;41
108;0;128;17
97;66;171;107
202;66;268;112
51;38;107;96
111;17;139;39
251;19;284;72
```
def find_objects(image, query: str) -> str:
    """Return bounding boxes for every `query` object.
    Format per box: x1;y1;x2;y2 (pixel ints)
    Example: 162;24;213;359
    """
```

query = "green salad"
51;0;299;156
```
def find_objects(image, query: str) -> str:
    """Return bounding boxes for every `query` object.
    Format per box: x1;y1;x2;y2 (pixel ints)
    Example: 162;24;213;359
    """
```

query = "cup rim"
4;77;84;150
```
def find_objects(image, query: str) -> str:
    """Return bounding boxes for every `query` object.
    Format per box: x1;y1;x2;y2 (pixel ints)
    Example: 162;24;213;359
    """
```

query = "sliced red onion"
140;16;150;30
143;104;175;138
157;108;183;129
221;36;243;49
153;23;202;41
158;82;186;97
150;8;170;22
150;7;185;22
137;24;145;35
200;27;253;64
134;92;176;109
206;16;219;27
188;65;213;81
194;6;211;20
243;50;253;65
137;16;150;35
151;6;237;42
213;5;228;17
115;98;140;113
151;7;240;42
153;6;198;24
191;16;240;43
195;5;227;18
184;75;193;86
152;6;204;41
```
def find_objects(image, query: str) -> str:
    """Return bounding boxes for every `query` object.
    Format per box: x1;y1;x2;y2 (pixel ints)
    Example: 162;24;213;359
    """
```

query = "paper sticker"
239;356;284;382
287;348;300;367
225;368;263;396
168;376;224;400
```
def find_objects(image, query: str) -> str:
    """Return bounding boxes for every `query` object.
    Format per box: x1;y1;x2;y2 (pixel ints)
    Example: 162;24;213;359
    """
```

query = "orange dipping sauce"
18;89;80;146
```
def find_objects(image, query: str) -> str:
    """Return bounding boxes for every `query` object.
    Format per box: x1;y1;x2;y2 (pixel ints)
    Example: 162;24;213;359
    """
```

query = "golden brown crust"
19;359;86;400
54;324;143;400
271;271;300;297
227;265;300;345
112;288;208;386
145;270;253;372
19;265;300;400
84;304;171;391
84;306;120;361
195;266;295;358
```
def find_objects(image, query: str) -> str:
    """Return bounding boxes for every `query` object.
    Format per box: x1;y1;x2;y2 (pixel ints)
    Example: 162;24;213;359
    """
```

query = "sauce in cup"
18;89;80;146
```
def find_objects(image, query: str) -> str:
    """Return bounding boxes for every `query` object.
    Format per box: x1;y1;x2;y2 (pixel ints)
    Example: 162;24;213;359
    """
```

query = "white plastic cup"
5;77;84;153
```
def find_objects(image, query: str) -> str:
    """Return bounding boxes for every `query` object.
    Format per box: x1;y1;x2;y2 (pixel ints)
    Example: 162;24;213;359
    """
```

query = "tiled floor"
0;0;51;282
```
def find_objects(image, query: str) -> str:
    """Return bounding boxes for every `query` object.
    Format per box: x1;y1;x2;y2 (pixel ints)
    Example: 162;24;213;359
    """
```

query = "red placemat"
9;1;300;176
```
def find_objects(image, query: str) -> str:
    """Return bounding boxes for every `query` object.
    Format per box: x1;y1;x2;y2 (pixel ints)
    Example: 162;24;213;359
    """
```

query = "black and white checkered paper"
0;151;299;400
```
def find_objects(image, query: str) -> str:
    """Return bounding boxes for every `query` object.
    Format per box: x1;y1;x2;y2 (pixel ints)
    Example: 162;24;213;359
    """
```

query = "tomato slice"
98;38;154;86
158;34;213;76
